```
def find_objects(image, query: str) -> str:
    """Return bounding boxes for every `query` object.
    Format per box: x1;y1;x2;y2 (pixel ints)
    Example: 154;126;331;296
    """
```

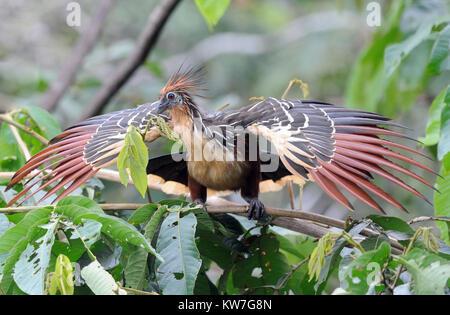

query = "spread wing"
223;97;436;213
7;102;165;206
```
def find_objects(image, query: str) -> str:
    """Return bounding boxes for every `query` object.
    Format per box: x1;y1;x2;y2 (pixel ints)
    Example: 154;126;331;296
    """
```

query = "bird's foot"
193;199;207;211
247;198;265;220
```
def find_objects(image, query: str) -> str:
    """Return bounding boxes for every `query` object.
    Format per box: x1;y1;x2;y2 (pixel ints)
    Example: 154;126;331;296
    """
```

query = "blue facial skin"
156;92;183;114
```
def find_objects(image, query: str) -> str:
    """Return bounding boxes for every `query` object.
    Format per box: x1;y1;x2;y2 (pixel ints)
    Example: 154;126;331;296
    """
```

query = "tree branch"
79;0;181;121
36;0;118;112
0;202;404;253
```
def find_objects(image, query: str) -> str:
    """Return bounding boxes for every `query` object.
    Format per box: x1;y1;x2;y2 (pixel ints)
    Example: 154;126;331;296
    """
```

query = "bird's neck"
167;104;203;152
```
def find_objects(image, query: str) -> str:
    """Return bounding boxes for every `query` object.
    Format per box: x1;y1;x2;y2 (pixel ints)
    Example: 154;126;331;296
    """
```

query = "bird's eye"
167;92;176;100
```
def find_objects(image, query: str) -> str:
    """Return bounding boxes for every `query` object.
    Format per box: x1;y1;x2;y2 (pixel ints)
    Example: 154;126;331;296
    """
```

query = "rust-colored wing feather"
7;102;163;206
238;98;436;213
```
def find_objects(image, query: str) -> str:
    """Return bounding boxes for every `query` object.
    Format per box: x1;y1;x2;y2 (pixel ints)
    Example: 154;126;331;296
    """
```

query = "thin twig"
36;0;118;112
389;229;424;291
8;123;31;161
299;184;303;210
287;181;295;210
274;255;310;294
408;216;450;224
0;114;49;145
79;0;181;120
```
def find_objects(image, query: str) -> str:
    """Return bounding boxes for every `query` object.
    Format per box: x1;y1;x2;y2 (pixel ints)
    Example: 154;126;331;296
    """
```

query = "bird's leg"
243;196;265;220
241;161;265;220
188;174;207;210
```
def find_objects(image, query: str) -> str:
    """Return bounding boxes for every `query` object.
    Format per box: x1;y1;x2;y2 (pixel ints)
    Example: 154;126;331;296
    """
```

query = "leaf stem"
274;255;310;294
62;221;97;261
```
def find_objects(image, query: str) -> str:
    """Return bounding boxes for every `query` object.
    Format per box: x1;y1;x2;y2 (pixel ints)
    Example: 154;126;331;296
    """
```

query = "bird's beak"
152;98;170;115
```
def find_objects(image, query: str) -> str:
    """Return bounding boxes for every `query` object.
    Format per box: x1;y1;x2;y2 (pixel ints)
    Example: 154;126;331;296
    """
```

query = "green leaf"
308;233;335;281
23;106;61;140
155;212;202;295
48;254;74;295
55;196;105;225
427;24;450;74
339;242;391;295
420;85;450;146
128;127;148;165
0;207;52;253
51;239;86;263
128;203;158;225
81;260;127;295
77;213;162;261
57;196;104;214
435;153;450;244
196;235;232;269
69;219;102;248
118;166;129;187
158;199;192;208
232;233;290;294
195;0;231;30
280;234;316;258
438;104;450;160
310;221;372;293
0;122;26;171
123;245;148;291
117;126;149;198
345;0;409;115
399;248;450;295
129;159;148;198
0;238;28;294
13;219;58;295
194;271;219;295
367;215;415;234
144;205;168;241
360;234;391;251
0;214;14;238
384;15;450;77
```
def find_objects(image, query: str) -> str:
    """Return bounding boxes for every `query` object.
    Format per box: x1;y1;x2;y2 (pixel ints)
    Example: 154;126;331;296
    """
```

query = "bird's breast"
179;124;253;191
187;159;252;191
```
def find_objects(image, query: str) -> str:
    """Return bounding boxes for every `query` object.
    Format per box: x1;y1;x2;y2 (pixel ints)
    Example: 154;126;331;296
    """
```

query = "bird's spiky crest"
160;65;205;97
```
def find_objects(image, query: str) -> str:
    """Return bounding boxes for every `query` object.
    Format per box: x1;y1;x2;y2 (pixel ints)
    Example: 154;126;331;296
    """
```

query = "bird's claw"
247;198;265;220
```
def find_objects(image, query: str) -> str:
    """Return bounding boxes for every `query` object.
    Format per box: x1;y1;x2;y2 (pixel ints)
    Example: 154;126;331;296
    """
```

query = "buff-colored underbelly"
187;160;251;191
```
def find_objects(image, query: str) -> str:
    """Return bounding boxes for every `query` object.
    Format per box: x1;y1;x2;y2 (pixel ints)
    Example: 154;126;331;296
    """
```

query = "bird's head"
155;66;204;116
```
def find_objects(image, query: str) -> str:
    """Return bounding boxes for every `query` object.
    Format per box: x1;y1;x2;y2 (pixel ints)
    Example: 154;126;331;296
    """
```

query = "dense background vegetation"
0;0;449;295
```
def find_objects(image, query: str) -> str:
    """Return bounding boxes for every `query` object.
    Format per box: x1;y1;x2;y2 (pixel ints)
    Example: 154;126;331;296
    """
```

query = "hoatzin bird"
6;67;436;219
